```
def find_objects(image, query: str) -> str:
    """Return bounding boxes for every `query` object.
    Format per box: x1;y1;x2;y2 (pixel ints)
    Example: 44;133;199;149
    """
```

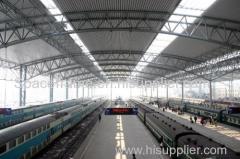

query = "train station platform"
138;101;240;153
74;114;169;159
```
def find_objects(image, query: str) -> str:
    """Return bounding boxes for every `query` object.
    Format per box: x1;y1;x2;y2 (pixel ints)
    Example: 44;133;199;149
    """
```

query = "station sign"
105;108;138;115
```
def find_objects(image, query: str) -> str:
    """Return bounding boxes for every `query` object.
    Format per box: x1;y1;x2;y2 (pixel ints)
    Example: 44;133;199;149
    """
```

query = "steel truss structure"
0;0;104;81
0;0;240;85
1;9;240;49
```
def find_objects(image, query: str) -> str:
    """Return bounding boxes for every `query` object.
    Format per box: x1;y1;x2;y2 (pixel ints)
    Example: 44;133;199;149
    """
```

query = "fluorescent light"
131;0;216;77
40;0;106;78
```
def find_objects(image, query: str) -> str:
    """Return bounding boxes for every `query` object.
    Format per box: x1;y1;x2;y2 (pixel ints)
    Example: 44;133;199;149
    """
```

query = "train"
0;98;91;129
142;97;240;127
0;97;106;159
130;99;240;159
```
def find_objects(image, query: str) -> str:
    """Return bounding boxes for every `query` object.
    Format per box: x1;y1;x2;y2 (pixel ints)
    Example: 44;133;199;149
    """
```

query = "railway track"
35;106;105;159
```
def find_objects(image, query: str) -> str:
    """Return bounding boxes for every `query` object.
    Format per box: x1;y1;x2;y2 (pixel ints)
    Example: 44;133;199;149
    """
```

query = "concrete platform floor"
74;114;170;159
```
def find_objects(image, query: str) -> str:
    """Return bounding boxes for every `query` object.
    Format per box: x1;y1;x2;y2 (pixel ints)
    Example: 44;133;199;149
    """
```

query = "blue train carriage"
0;99;84;129
0;99;105;159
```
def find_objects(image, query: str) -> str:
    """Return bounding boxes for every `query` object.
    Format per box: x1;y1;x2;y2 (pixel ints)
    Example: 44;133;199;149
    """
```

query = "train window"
47;124;50;129
25;132;31;140
32;130;37;137
38;127;42;134
42;125;46;131
18;136;24;144
9;139;16;149
0;144;6;154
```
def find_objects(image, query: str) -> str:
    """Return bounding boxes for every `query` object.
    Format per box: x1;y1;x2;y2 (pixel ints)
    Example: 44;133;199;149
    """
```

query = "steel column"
130;87;132;98
166;82;169;100
66;80;69;100
181;82;184;103
82;86;85;100
19;65;27;106
49;73;54;102
110;82;113;106
76;82;79;99
209;81;213;106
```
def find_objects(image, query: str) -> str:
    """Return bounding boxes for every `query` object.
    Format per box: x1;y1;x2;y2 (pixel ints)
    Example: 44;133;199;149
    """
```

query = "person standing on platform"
194;116;197;123
98;113;101;122
190;116;194;123
132;154;136;159
200;117;205;126
210;116;213;125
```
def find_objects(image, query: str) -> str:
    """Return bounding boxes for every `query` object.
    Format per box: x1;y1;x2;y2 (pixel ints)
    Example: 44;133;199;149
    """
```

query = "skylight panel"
40;0;57;9
64;23;74;31
131;0;217;77
54;15;67;22
40;0;106;79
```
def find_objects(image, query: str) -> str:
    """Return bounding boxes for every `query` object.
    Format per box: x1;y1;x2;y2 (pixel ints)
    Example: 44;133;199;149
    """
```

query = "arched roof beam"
1;11;240;49
18;50;202;67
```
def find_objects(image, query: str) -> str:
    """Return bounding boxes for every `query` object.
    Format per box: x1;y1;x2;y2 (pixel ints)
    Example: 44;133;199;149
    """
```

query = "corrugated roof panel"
56;0;179;12
78;31;156;52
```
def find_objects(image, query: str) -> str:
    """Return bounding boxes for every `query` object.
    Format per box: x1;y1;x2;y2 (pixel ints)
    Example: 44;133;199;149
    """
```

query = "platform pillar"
209;81;213;106
110;82;113;106
130;87;132;98
19;65;27;106
87;85;89;97
150;85;153;99
181;81;184;103
157;82;159;99
82;87;85;98
76;82;79;99
166;82;169;100
49;73;54;102
66;80;69;100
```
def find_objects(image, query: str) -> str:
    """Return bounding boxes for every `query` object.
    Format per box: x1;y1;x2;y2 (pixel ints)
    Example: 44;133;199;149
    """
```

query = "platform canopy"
0;0;240;83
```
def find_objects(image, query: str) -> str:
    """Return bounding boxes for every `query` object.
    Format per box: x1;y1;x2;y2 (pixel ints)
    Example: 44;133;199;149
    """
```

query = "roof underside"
0;0;240;83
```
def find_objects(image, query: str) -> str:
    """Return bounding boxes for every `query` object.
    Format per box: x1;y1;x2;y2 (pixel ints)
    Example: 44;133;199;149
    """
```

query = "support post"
76;82;79;99
145;86;147;97
19;65;27;106
209;81;213;106
92;86;94;97
130;86;132;98
181;81;184;103
150;85;153;99
110;82;113;106
82;86;85;101
87;85;89;98
49;73;54;102
157;82;159;99
66;80;69;100
166;82;169;100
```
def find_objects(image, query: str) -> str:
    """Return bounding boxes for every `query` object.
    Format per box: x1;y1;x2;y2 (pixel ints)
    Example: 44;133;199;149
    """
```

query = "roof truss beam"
1;10;240;49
